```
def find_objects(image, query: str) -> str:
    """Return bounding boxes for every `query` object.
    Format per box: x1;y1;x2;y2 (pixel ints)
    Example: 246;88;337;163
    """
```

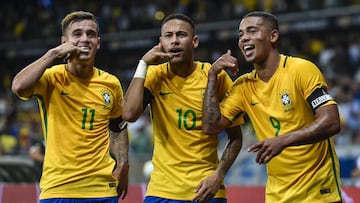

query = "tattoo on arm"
110;127;129;163
218;134;242;178
203;80;222;126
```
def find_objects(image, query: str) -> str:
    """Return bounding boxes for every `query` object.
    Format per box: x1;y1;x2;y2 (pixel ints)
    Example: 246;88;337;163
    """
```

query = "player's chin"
78;54;92;61
168;55;183;63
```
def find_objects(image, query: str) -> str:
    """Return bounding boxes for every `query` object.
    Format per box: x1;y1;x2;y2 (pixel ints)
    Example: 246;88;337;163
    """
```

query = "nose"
239;33;249;43
170;34;179;44
80;33;90;41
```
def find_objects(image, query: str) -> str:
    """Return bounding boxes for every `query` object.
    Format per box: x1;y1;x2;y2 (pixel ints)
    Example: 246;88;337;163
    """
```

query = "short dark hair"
243;11;279;30
161;13;195;32
61;11;98;35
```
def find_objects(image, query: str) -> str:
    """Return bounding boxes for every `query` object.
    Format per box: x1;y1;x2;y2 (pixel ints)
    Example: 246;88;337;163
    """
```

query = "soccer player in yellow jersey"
122;14;243;203
202;11;343;203
11;11;129;203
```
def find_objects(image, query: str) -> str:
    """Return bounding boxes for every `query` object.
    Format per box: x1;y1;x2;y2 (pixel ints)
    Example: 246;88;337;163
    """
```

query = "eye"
248;28;257;34
177;32;187;37
163;33;172;38
72;31;82;37
87;31;97;38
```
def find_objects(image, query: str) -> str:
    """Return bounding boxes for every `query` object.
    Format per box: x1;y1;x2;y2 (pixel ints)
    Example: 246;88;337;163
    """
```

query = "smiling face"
160;19;198;65
238;16;278;65
62;19;100;63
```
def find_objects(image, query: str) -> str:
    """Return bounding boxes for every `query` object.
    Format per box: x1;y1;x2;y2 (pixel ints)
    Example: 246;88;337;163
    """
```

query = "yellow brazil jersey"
22;64;123;199
144;61;242;200
220;55;342;203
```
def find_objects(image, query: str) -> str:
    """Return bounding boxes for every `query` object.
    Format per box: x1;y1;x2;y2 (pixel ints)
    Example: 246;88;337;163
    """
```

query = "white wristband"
134;60;148;79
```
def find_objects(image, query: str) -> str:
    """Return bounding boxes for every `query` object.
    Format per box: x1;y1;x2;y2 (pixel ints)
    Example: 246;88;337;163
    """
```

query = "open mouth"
243;45;255;56
79;46;91;52
169;48;183;56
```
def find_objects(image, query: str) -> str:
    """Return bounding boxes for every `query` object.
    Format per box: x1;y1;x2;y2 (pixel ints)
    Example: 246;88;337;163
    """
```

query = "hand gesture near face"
209;50;239;80
52;42;89;60
142;43;173;65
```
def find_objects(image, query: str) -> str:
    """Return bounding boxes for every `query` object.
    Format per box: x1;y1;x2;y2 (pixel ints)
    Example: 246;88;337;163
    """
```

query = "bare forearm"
12;49;57;97
110;128;129;164
122;78;145;122
282;105;340;147
216;132;242;179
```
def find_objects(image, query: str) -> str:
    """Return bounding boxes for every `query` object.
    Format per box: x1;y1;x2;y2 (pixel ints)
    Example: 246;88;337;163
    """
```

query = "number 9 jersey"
220;55;342;203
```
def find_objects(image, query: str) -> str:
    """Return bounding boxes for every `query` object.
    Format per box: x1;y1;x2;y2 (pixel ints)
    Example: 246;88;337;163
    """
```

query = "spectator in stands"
202;11;342;202
11;11;129;203
122;13;243;203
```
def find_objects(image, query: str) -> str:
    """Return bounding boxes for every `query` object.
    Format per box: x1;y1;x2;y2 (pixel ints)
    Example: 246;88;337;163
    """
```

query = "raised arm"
11;42;83;98
202;50;238;135
122;43;172;122
121;76;147;122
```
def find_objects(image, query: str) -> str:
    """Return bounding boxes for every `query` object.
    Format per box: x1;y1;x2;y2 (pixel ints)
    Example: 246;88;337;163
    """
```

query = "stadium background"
1;0;360;202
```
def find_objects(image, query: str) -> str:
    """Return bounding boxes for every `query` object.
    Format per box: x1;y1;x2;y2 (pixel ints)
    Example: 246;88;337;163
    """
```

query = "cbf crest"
101;88;112;109
280;89;294;112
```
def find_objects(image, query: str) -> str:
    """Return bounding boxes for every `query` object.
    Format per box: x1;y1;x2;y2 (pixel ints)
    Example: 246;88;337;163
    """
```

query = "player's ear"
61;36;66;44
97;37;101;50
193;34;199;49
270;29;279;43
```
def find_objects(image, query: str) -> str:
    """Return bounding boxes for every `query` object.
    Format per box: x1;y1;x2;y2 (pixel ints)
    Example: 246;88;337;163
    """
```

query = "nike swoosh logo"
251;102;260;106
159;91;173;96
61;90;69;96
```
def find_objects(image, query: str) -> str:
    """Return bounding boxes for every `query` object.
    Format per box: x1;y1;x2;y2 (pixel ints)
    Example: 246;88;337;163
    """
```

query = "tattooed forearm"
203;79;222;126
217;128;242;179
110;127;129;163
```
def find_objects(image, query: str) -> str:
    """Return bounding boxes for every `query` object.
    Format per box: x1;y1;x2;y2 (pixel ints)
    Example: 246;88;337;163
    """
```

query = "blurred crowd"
1;0;357;42
1;0;360;160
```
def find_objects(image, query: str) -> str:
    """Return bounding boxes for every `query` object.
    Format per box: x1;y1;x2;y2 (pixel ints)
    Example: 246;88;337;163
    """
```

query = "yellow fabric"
144;61;242;200
22;64;123;199
220;55;342;203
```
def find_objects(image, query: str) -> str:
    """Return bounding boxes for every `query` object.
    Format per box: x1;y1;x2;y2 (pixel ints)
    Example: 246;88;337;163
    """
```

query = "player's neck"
170;61;196;78
66;63;94;79
255;53;280;82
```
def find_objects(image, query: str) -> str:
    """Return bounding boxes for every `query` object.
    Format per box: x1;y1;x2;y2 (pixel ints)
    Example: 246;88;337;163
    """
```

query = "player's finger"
247;143;261;152
258;149;272;164
121;187;128;199
255;145;268;163
194;182;202;193
264;155;272;164
158;52;173;59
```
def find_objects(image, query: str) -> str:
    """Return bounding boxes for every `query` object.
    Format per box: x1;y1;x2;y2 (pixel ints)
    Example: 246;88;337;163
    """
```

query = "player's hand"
192;174;222;203
209;50;239;80
247;136;284;164
112;162;129;199
142;43;173;65
51;42;86;59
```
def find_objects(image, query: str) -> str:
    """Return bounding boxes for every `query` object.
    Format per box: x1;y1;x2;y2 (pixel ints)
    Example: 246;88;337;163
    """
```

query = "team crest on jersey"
281;93;291;106
101;89;112;109
280;89;294;112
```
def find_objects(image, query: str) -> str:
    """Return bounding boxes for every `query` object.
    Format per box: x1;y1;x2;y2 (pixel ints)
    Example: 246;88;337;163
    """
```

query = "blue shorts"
144;196;227;203
40;197;118;203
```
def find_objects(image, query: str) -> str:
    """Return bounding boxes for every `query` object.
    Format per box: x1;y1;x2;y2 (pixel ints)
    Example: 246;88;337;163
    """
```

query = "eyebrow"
238;25;257;32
